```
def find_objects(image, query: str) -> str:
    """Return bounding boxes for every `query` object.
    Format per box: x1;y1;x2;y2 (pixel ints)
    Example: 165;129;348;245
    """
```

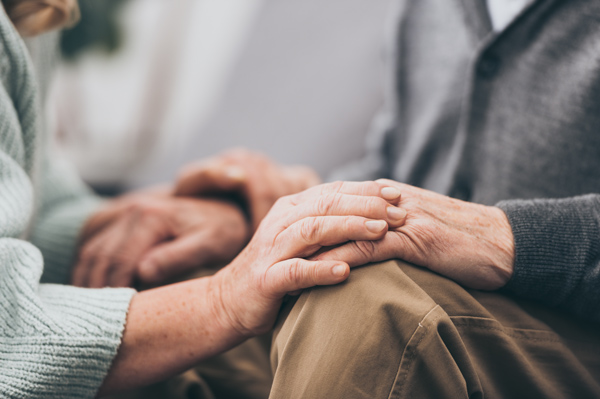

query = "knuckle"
299;218;321;244
316;194;335;215
286;192;302;206
376;197;391;216
360;196;380;216
273;195;290;210
354;240;377;258
305;263;319;285
128;198;156;215
79;245;95;262
343;216;358;234
98;250;133;269
322;181;344;195
284;259;301;285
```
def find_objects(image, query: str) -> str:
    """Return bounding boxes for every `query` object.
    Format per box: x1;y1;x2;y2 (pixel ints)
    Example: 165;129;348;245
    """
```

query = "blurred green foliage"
60;0;130;61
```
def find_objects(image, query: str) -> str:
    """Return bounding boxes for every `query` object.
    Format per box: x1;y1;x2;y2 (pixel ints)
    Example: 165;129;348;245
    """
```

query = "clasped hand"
72;191;250;288
173;149;516;291
314;180;516;290
75;180;409;340
208;181;406;336
75;154;516;299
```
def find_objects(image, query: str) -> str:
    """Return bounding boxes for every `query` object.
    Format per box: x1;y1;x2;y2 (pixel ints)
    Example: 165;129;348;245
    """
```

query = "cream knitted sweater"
0;8;135;399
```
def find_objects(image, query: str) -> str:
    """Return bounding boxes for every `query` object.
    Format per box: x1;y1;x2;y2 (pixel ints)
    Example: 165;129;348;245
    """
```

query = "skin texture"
175;148;321;231
97;181;406;395
73;194;250;288
173;151;515;290
315;179;515;290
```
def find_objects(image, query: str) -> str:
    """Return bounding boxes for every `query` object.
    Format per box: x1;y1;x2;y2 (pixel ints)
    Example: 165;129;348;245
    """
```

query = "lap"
102;261;600;399
270;260;600;399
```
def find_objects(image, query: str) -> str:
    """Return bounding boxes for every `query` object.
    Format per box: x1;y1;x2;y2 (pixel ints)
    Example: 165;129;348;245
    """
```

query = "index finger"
289;181;402;205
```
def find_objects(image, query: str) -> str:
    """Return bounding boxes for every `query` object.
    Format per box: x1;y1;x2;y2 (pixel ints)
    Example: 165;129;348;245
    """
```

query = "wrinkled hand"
80;184;173;242
72;196;250;288
174;149;321;230
210;181;408;337
314;180;515;290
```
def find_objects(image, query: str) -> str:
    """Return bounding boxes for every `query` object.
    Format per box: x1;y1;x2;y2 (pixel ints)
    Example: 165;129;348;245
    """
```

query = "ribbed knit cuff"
497;195;600;307
31;196;103;284
3;285;135;398
0;240;135;399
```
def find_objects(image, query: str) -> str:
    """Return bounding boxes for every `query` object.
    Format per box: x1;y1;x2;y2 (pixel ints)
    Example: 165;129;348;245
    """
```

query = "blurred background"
43;0;392;195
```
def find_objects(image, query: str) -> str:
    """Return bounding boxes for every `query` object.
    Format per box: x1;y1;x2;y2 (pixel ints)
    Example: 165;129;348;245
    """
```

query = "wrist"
487;206;516;288
209;250;279;339
208;265;256;340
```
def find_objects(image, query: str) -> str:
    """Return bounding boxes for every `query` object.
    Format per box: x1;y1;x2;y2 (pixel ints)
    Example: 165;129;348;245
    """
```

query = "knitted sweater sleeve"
0;8;135;398
29;147;104;285
497;195;600;323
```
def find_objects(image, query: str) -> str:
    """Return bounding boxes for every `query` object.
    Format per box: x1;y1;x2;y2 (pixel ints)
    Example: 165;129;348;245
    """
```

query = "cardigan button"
477;54;501;79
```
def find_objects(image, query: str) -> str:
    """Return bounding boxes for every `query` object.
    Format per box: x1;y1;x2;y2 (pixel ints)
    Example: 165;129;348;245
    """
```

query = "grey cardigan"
336;0;600;322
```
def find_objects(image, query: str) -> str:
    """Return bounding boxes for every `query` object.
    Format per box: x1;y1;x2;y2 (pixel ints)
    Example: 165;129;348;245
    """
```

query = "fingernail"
365;220;387;233
225;166;246;181
387;206;407;221
332;264;347;277
381;187;401;200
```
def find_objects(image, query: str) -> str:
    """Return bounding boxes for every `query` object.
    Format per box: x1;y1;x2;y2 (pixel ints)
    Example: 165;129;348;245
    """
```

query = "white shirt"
486;0;535;31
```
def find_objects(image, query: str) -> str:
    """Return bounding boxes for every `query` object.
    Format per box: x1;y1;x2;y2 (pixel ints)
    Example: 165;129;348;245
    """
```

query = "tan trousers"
105;261;600;399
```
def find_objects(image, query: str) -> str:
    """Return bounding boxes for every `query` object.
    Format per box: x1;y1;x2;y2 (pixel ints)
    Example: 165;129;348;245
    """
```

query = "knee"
269;260;444;398
272;260;438;362
301;260;437;324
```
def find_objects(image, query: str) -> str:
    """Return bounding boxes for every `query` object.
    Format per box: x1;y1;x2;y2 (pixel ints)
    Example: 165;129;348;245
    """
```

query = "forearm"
99;275;243;395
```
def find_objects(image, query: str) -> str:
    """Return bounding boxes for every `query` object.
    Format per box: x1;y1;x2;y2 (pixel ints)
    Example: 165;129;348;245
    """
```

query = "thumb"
267;259;350;297
137;235;211;284
175;163;246;196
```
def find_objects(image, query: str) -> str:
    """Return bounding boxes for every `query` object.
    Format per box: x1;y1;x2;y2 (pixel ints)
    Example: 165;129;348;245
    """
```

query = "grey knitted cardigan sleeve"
497;197;600;322
0;9;135;398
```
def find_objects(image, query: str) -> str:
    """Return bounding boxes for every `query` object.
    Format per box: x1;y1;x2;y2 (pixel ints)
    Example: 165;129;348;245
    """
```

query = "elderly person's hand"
99;181;407;394
72;195;250;288
174;149;320;230
313;179;515;291
206;180;407;337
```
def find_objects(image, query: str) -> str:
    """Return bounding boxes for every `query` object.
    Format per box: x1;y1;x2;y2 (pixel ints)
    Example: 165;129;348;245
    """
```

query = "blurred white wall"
49;0;392;190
